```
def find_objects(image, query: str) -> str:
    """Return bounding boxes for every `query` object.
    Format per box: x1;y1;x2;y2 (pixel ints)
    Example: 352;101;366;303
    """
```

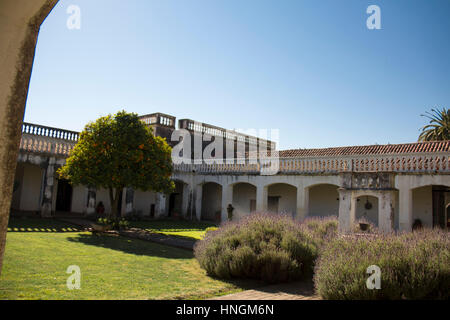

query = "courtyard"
1;0;449;305
0;218;258;300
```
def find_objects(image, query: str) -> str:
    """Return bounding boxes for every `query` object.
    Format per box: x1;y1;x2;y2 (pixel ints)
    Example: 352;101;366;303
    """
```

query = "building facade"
12;113;450;234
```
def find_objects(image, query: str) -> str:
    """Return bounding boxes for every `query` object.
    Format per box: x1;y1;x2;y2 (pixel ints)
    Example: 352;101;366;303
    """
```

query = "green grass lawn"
129;219;217;240
0;218;256;300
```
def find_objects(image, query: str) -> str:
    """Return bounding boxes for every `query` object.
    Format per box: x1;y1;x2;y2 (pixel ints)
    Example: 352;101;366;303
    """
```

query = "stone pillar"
85;186;96;216
296;186;309;220
195;184;202;221
40;157;56;217
256;185;268;212
181;183;191;218
155;193;167;218
221;184;233;222
338;188;353;233
398;187;413;232
379;190;396;233
125;187;134;216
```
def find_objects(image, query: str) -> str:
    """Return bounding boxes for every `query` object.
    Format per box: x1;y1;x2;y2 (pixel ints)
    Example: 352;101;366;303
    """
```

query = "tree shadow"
202;273;317;296
66;233;193;260
254;278;316;296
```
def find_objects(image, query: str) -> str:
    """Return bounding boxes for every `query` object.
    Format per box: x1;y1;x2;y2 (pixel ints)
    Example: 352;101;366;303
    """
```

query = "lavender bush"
314;228;450;299
194;213;339;283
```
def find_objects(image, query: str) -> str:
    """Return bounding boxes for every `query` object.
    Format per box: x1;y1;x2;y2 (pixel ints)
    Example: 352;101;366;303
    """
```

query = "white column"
41;157;55;218
296;186;309;220
85;186;96;216
379;191;395;233
221;184;233;222
256;185;268;213
195;184;202;221
399;187;413;232
338;188;353;233
155;193;167;218
125;188;134;215
181;183;191;218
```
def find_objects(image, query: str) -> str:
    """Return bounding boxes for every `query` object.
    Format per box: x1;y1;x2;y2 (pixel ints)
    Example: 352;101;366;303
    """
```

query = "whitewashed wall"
412;186;433;227
232;183;256;219
308;184;339;217
134;190;156;216
267;183;296;216
201;183;222;221
19;163;43;212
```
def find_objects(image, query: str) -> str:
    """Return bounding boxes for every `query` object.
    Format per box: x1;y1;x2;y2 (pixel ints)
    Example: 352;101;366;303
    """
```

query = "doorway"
55;179;73;212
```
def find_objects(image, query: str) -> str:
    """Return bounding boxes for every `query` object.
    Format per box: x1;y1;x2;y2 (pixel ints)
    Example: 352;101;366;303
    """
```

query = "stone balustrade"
19;123;450;174
174;152;450;174
22;122;79;141
19;133;76;157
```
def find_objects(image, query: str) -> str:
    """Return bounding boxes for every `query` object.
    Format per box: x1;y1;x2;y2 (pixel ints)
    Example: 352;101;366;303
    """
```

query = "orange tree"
58;111;174;219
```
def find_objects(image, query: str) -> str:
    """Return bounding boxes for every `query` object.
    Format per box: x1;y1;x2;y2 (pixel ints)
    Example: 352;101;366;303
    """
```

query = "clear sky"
24;0;450;150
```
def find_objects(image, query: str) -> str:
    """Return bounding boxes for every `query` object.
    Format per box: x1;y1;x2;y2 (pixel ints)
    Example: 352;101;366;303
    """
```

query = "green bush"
97;217;129;230
300;216;339;248
314;229;450;299
194;213;337;283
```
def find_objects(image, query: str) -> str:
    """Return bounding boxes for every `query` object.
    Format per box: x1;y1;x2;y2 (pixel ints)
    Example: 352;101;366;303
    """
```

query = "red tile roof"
278;141;450;158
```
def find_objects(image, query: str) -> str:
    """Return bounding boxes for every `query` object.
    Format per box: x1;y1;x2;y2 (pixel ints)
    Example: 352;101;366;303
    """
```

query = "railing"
19;123;450;174
22;122;79;141
20;123;78;157
19;134;76;157
174;152;450;174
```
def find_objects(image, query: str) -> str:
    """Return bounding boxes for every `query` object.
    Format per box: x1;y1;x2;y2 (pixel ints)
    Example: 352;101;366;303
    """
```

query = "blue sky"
25;0;450;150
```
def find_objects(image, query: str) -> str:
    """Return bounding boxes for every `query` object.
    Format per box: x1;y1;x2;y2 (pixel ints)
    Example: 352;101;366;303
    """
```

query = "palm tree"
418;107;450;141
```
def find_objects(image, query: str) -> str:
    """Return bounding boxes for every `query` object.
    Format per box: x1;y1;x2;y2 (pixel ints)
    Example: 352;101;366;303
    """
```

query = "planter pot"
359;223;369;231
90;223;112;233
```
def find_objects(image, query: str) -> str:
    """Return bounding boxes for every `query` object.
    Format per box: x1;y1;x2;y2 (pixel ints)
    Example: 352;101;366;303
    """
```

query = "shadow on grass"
200;275;316;299
254;278;316;296
66;233;193;260
7;218;82;233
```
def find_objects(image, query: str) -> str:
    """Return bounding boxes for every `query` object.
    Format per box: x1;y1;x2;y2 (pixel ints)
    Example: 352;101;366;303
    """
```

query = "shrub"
300;216;339;248
314;228;450;299
194;213;327;283
97;217;129;230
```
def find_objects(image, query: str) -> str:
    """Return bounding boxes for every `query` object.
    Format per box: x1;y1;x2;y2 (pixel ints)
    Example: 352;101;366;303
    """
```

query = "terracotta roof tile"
277;141;450;158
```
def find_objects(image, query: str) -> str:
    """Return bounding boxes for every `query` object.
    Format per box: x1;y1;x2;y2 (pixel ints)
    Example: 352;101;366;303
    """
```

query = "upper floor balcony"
18;122;450;174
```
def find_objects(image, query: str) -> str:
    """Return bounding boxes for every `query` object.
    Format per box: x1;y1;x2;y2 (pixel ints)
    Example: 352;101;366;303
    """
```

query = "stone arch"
200;182;222;222
231;182;257;219
168;179;189;218
265;183;297;217
354;194;379;226
411;184;450;229
307;183;340;218
11;162;45;214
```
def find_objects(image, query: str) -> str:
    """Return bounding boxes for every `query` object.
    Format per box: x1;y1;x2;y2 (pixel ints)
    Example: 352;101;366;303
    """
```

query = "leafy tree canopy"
418;107;450;141
58;111;174;217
